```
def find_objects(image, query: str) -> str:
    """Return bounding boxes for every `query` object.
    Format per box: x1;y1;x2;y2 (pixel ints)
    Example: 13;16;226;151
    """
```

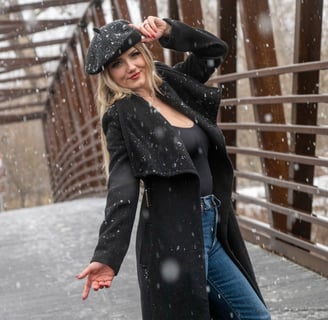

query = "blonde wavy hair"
97;42;163;176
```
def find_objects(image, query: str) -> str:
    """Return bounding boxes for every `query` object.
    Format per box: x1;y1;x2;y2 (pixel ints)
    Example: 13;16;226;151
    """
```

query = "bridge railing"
208;60;328;277
50;115;105;202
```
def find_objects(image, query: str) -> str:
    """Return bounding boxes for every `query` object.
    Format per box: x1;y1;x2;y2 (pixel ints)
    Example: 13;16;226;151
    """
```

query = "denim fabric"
201;195;271;320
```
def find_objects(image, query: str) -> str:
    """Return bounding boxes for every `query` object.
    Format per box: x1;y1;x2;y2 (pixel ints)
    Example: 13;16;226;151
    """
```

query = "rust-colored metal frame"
208;0;327;276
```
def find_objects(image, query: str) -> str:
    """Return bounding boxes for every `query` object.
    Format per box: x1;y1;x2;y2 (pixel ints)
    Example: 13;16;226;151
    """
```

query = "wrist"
162;23;172;37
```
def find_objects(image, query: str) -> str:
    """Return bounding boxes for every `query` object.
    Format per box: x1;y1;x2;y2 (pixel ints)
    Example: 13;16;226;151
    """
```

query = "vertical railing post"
110;0;131;20
290;0;323;240
168;0;184;65
177;0;203;28
140;0;164;61
239;0;289;232
217;0;237;196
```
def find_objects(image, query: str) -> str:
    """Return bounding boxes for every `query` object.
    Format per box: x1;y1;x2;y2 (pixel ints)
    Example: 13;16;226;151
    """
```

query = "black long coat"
91;19;264;319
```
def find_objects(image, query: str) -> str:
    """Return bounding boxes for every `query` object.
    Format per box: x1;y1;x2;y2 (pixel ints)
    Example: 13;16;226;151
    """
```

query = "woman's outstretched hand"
130;16;172;43
76;262;115;300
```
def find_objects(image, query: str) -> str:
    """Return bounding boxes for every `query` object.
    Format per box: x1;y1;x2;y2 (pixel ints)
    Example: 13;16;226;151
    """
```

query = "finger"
76;267;90;280
92;281;100;291
142;21;156;38
82;277;92;300
98;279;111;288
146;17;158;33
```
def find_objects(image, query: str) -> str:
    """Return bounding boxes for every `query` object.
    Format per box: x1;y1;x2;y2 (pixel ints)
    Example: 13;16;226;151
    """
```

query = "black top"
172;124;213;196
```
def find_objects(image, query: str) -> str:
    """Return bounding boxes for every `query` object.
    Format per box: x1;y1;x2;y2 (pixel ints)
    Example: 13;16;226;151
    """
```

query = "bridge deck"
0;198;327;320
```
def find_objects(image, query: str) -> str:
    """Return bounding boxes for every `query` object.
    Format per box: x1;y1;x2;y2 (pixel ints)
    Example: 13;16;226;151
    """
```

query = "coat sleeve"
159;18;228;83
91;106;140;274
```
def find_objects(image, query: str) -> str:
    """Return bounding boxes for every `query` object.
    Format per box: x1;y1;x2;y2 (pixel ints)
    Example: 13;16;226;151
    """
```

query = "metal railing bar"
218;122;328;135
52;115;99;162
51;140;101;186
227;146;328;167
54;172;104;201
52;116;99;166
56;186;106;202
220;94;328;106
238;215;328;257
50;128;100;181
208;60;328;84
53;150;103;195
55;177;106;202
234;171;328;197
234;192;328;228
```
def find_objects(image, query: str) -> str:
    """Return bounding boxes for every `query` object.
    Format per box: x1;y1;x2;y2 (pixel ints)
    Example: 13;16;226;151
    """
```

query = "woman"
77;16;271;320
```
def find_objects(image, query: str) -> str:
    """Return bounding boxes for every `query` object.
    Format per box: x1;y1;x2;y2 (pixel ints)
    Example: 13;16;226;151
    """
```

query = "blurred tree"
0;121;51;209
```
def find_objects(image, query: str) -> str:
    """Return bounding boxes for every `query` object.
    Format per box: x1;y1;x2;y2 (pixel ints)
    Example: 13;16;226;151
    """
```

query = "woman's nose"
126;60;136;71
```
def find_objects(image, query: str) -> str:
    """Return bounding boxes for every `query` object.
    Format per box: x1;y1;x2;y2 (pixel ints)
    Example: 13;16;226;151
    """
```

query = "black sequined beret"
85;19;142;75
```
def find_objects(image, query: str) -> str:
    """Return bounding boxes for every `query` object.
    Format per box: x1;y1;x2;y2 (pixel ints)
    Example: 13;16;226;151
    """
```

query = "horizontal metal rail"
218;122;328;135
237;215;328;277
53;150;103;201
208;60;328;84
52;116;99;170
49;114;105;201
227;146;328;167
220;94;328;106
234;170;328;197
233;192;328;229
56;176;106;202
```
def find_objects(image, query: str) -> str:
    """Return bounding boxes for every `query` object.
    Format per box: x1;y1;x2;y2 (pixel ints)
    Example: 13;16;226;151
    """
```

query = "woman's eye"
111;61;121;68
131;51;141;57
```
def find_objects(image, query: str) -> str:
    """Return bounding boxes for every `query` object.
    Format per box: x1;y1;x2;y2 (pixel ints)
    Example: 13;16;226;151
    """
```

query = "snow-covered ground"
1;197;328;319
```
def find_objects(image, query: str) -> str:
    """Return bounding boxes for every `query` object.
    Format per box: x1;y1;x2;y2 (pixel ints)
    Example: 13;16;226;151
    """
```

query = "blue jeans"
201;195;271;320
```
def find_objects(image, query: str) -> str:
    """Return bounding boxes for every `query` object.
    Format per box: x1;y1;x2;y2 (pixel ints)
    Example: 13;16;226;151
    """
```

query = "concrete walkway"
0;198;327;320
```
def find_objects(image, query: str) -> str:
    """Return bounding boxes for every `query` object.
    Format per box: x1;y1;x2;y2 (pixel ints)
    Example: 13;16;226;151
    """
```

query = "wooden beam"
0;18;80;34
168;0;184;65
217;0;237;202
290;0;323;240
0;90;47;104
0;19;80;42
110;0;131;21
239;0;289;232
177;0;203;28
0;57;60;68
0;87;48;98
0;18;79;26
0;56;60;74
0;38;70;53
139;0;163;61
0;102;46;112
0;111;45;124
0;0;90;15
0;72;54;84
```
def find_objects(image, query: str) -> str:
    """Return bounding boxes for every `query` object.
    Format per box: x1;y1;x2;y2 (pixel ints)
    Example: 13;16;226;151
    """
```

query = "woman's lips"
129;72;140;80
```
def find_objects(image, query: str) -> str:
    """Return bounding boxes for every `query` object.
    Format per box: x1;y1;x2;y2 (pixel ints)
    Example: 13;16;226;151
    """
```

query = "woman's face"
107;46;148;93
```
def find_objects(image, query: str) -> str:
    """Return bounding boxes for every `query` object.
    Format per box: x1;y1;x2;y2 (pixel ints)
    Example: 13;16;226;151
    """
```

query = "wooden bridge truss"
0;0;327;276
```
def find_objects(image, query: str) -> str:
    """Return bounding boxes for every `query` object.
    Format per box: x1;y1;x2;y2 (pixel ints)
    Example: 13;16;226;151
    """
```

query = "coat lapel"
115;79;225;179
116;93;197;178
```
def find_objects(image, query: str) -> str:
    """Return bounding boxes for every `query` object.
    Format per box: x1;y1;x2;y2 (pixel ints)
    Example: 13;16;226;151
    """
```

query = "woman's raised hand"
76;262;115;300
130;16;172;43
